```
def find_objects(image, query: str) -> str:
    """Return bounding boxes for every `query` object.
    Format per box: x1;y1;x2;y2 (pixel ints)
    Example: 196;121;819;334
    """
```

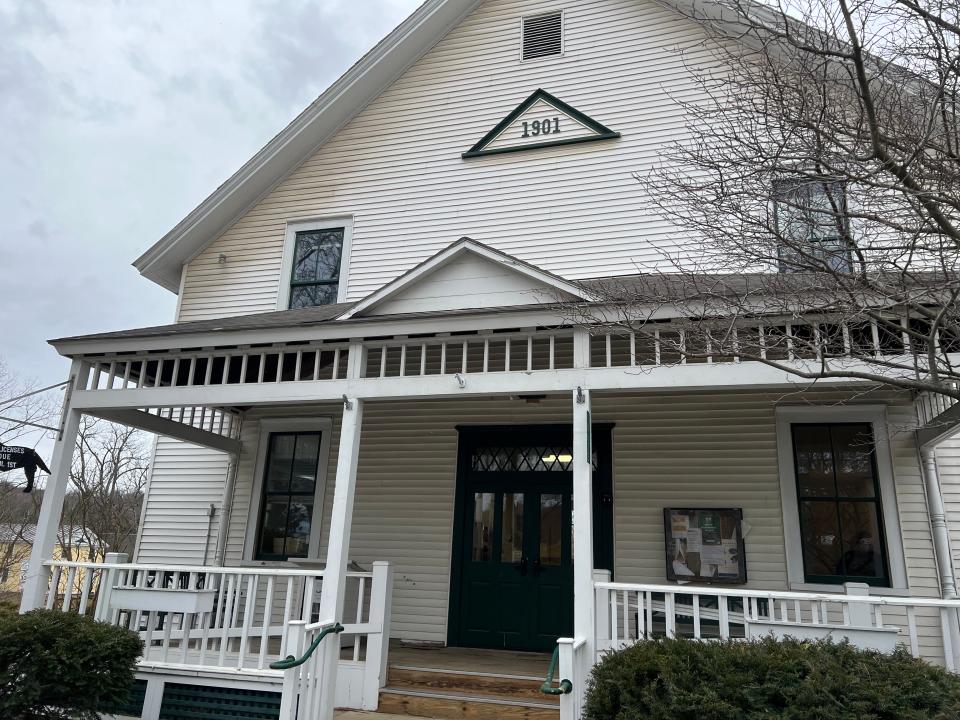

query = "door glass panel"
471;492;494;562
540;494;563;566
501;493;525;563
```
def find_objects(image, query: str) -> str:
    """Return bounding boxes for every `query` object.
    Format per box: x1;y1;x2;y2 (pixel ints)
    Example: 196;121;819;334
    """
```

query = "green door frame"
446;423;614;649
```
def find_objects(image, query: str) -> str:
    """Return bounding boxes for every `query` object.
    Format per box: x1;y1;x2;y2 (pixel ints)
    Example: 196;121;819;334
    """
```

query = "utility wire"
0;381;68;411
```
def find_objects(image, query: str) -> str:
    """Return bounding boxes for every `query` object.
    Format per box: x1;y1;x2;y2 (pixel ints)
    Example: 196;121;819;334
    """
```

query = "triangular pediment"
462;89;620;159
339;238;590;319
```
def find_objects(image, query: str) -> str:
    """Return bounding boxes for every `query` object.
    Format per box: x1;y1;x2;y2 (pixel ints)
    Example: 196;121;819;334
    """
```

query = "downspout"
918;440;958;599
214;414;244;567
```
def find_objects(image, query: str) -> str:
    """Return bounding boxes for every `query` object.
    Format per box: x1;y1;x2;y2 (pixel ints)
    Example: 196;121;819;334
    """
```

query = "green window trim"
254;431;323;561
791;422;891;587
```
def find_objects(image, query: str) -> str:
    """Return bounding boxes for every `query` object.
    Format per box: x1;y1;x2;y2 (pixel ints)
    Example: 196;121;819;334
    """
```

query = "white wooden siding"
210;389;938;644
372;254;574;315
177;0;720;321
134;436;229;564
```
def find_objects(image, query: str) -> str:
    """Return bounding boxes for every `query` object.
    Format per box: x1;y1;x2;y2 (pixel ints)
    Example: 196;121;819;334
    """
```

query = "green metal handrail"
540;645;573;695
269;623;345;670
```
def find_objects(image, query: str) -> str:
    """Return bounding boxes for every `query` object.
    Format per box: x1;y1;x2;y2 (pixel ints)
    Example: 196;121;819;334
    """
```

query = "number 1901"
521;118;560;138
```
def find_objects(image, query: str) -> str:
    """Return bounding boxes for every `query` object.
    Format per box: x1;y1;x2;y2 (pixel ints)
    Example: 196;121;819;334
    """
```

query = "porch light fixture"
576;386;585;404
342;394;353;410
454;373;466;389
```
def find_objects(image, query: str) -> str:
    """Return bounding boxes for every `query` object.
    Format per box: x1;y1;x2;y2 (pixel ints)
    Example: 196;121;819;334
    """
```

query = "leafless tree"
62;417;149;561
573;0;960;403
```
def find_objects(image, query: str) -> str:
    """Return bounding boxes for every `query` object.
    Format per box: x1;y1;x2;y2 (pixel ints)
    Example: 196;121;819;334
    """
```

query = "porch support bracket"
87;408;241;455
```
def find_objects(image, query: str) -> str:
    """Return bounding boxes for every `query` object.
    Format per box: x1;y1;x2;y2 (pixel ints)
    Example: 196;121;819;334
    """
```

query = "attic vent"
522;11;563;61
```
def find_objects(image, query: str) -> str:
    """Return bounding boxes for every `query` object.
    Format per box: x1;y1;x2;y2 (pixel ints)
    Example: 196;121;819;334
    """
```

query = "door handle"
532;558;542;576
514;556;528;576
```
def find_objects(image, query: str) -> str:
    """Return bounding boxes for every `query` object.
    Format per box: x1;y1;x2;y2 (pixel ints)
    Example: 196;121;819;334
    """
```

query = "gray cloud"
0;0;420;450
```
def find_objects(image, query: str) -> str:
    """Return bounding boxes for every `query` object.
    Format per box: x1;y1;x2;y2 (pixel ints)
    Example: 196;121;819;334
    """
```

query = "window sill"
788;582;911;597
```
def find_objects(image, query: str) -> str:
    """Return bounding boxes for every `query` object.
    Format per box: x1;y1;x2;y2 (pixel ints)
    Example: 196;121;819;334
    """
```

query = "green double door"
458;479;574;652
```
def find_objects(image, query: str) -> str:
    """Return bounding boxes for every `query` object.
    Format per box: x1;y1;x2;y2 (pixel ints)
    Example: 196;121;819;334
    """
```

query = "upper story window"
773;178;852;273
522;11;563;61
289;228;344;308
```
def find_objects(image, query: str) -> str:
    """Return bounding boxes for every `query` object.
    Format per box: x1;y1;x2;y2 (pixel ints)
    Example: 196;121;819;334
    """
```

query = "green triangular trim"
462;88;620;159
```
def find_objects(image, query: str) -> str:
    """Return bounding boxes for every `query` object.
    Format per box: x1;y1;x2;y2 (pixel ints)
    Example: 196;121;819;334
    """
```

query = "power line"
0;381;68;411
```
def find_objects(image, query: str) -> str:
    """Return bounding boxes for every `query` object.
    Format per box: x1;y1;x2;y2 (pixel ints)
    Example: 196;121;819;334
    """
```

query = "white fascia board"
339;238;594;320
133;0;484;293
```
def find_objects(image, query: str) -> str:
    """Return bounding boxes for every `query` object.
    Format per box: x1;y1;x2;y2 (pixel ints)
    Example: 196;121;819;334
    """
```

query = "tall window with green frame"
791;423;890;586
255;432;323;561
289;228;344;308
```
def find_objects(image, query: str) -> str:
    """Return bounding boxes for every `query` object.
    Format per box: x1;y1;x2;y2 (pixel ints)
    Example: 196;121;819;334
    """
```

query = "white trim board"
241;417;334;564
775;405;908;592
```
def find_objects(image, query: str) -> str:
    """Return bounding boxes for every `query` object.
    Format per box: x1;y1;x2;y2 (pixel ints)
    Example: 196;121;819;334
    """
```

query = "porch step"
380;666;560;720
378;688;560;720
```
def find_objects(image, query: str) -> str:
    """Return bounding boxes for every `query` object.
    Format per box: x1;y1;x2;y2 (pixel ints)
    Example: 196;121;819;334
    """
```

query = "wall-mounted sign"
0;444;51;493
462;88;620;159
663;508;747;584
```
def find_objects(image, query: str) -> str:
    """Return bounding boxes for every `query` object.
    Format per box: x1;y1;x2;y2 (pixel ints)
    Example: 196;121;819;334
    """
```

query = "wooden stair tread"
378;687;560;720
387;666;549;702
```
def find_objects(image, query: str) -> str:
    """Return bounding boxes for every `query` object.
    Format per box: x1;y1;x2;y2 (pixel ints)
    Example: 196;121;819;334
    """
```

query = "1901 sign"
521;117;561;138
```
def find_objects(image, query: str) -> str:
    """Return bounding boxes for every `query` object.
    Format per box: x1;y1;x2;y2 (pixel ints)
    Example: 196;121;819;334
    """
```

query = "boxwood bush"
0;609;143;720
583;637;960;720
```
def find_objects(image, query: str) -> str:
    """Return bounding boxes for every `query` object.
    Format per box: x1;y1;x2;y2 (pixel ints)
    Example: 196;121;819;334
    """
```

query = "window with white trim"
289;228;344;308
254;431;323;561
791;423;890;586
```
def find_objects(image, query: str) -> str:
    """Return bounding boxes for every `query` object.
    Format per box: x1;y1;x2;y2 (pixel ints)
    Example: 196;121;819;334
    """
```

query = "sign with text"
0;444;51;493
462;88;620;158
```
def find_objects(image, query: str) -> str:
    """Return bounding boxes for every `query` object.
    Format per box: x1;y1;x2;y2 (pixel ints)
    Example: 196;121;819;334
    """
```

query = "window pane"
540;494;563;566
293;229;343;282
831;424;876;497
293;235;319;282
792;425;835;497
471;492;494;562
290;284;339;309
266;435;296;492
501;493;524;564
800;500;843;577
258;499;291;558
290;434;320;493
284;496;314;559
838;502;886;579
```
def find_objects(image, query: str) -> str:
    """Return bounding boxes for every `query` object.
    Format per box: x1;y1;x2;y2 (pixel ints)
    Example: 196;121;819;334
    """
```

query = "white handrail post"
594;570;611;656
21;391;83;613
279;620;306;720
572;385;595;700
94;552;128;623
315;397;364;720
362;561;394;710
557;638;577;720
842;583;872;627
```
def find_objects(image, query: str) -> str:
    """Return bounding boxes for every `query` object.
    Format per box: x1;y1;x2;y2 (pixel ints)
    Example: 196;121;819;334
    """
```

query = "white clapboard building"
21;2;960;719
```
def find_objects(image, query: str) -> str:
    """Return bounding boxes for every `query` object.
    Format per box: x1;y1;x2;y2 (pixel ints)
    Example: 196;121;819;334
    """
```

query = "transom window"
773;178;852;273
255;432;322;561
791;423;890;586
289;228;344;308
470;445;598;472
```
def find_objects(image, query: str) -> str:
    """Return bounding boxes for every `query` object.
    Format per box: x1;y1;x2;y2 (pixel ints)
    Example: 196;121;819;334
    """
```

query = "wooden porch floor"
387;641;551;679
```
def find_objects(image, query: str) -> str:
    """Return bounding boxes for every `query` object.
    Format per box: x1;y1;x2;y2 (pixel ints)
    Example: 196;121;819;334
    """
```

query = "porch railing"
594;580;960;671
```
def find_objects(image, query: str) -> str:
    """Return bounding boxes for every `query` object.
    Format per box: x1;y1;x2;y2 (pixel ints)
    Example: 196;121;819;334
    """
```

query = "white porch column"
21;404;83;612
920;446;958;599
572;387;595;671
316;395;364;720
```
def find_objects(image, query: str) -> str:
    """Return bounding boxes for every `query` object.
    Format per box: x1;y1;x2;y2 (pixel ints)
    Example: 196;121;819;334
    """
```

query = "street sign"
0;444;51;493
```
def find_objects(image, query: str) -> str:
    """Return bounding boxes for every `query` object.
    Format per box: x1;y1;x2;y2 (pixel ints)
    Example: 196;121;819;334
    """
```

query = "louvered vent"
522;11;563;61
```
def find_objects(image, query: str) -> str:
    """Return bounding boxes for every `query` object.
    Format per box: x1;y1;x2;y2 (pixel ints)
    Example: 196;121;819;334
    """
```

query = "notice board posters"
663;508;747;584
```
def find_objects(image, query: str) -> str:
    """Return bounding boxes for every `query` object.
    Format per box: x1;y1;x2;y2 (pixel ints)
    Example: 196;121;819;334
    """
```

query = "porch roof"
50;272;785;351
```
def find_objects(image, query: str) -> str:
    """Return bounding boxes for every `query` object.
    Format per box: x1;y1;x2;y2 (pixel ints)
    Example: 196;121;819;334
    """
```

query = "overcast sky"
0;0;419;446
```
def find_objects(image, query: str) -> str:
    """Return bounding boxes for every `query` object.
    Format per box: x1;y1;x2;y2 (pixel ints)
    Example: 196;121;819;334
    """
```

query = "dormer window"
279;218;353;310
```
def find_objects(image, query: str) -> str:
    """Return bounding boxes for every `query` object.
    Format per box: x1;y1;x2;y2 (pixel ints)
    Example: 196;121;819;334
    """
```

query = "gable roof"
338;237;593;319
132;0;767;293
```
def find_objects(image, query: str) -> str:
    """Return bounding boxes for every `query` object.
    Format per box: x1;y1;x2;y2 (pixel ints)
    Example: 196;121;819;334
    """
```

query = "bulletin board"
663;508;747;584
